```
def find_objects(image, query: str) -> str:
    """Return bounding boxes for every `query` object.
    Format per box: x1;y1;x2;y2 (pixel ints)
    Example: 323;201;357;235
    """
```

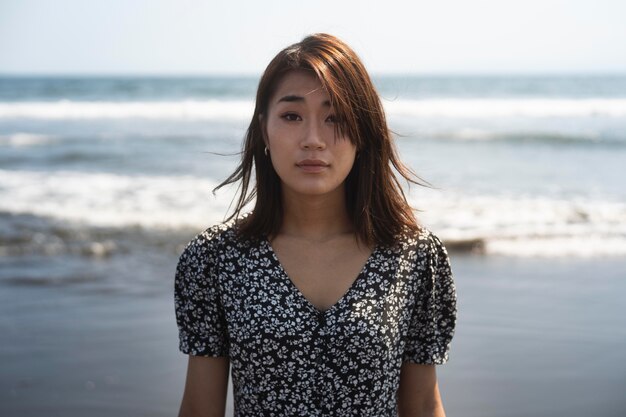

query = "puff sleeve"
174;230;229;357
402;232;457;364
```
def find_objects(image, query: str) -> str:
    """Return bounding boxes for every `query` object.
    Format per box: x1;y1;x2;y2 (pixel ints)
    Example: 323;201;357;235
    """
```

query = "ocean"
1;75;625;416
1;75;625;259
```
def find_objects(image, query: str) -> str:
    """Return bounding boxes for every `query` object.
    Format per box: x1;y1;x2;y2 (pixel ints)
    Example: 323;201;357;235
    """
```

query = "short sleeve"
174;231;229;357
403;232;457;364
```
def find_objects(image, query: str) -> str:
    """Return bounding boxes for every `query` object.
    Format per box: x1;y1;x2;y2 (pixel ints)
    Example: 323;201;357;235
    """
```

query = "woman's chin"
281;181;345;199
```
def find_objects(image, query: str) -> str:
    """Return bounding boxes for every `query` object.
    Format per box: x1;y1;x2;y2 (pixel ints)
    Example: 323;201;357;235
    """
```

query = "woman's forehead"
270;70;330;104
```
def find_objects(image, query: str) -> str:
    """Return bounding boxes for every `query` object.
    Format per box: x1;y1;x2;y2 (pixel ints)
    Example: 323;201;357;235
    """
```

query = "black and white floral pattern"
174;219;456;416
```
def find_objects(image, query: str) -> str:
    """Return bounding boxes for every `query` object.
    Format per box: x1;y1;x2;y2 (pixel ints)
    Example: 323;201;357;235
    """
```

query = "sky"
1;0;625;75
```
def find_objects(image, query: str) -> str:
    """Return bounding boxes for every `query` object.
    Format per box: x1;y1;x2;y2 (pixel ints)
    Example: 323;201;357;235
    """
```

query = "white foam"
0;169;238;229
384;98;626;118
486;236;626;258
410;191;626;257
2;98;626;120
1;169;625;257
0;99;254;120
0;133;54;146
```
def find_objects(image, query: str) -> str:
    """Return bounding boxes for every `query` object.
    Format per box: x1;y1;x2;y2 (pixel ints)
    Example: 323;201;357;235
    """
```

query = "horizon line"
1;70;626;78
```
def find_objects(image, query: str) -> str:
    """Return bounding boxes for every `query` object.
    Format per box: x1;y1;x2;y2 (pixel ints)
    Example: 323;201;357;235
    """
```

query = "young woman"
174;33;457;417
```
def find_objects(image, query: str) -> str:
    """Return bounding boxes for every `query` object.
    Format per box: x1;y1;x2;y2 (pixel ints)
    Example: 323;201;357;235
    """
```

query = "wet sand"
1;253;625;417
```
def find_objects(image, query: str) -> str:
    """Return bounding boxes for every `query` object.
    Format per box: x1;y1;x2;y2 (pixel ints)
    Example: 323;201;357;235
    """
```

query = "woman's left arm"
397;363;446;417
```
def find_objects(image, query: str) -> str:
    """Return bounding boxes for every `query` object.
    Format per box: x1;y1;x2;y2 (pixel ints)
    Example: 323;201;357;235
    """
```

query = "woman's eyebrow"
276;95;331;107
277;94;304;103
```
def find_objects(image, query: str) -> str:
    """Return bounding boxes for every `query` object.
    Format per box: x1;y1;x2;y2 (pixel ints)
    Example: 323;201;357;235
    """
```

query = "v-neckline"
263;237;378;316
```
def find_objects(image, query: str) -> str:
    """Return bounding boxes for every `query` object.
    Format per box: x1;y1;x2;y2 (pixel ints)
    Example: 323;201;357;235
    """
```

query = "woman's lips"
296;159;329;173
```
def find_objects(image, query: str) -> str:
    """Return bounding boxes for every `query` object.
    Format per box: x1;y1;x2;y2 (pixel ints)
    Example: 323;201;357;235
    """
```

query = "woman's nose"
301;122;326;150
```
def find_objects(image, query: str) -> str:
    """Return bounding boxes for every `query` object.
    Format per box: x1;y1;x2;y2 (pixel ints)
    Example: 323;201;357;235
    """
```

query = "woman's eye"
326;114;339;124
281;113;301;122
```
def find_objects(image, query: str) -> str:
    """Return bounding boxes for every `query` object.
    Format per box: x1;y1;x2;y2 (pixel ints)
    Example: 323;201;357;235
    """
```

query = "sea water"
1;75;625;261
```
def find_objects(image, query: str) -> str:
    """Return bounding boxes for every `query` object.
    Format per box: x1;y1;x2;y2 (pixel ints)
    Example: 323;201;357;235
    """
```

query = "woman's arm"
178;355;230;417
397;363;446;417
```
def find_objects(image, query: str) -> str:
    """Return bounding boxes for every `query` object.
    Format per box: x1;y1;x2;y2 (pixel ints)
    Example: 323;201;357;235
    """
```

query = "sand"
1;253;625;417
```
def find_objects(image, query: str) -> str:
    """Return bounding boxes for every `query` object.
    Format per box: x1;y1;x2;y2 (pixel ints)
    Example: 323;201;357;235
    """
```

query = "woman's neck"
279;188;353;242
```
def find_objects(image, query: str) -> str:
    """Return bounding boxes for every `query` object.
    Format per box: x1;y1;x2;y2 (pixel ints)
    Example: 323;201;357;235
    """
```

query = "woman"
175;33;457;417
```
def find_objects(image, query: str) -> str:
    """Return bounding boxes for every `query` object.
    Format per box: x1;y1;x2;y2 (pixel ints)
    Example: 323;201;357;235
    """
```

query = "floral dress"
174;219;457;416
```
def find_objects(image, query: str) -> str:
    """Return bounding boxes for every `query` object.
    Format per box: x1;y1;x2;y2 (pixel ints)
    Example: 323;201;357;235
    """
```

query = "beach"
1;75;625;416
2;246;625;417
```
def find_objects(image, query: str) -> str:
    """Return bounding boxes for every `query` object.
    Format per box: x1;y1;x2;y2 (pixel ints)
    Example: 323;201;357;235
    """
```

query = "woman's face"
264;70;357;199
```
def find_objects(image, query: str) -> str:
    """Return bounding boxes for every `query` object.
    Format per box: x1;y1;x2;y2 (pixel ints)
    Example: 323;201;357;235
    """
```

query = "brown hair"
215;33;430;247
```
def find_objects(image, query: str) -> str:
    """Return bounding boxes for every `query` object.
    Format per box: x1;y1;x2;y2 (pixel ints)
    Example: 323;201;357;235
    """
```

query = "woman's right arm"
178;355;230;417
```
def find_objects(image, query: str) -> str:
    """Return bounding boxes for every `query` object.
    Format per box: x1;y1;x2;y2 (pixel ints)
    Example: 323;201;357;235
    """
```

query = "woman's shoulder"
396;224;448;253
179;217;244;260
392;226;454;291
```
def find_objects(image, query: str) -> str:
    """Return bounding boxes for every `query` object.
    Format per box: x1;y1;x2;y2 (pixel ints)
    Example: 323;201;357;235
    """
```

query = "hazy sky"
1;0;625;75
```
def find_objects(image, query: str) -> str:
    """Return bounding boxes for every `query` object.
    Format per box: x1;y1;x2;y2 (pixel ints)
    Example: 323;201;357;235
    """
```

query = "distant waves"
2;98;626;119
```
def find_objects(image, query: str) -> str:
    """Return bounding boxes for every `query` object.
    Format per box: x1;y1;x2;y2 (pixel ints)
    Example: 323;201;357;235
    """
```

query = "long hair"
214;33;430;247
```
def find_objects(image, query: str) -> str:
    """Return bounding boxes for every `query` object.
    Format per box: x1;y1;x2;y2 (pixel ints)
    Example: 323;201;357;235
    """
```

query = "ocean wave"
0;169;234;229
0;99;254;120
418;129;612;144
411;192;626;257
385;98;626;118
0;211;193;260
1;169;625;258
0;132;55;146
2;98;626;120
403;129;626;146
